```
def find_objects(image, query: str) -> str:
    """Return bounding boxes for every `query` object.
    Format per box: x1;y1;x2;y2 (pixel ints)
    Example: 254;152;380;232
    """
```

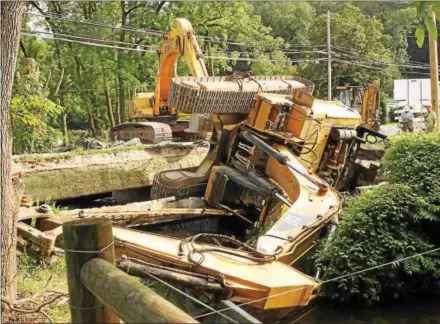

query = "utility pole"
327;10;332;101
427;5;439;131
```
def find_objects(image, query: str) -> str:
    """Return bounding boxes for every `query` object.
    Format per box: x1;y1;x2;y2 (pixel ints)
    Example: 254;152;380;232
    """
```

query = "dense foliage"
319;133;440;305
382;133;440;199
12;1;433;154
11;59;62;154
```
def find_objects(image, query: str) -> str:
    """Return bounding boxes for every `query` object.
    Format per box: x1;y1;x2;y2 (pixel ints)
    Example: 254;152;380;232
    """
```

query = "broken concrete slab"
15;143;209;202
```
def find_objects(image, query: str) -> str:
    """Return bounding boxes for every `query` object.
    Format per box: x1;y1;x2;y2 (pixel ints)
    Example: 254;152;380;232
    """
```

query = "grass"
17;252;71;323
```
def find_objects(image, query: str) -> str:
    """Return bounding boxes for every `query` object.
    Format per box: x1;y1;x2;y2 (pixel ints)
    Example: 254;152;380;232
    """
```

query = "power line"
22;29;159;50
29;29;328;57
205;55;327;63
21;32;157;53
22;32;327;64
332;51;431;70
332;45;430;68
137;266;240;323
211;49;328;55
26;11;327;52
26;12;165;37
333;58;432;75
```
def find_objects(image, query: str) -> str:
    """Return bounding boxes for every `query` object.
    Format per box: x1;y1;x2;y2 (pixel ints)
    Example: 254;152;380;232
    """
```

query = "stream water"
290;295;440;324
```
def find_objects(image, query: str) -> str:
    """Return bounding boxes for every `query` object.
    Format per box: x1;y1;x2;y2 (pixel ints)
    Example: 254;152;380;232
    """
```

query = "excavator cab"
335;81;381;131
128;87;155;119
336;83;364;112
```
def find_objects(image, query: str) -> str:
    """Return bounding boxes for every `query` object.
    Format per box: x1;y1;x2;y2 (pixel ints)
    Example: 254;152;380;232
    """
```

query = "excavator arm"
361;80;380;131
154;18;208;115
128;18;208;119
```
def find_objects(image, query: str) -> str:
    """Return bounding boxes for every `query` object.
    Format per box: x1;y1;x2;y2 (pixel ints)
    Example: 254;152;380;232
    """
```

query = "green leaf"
425;15;438;40
415;1;427;18
415;24;426;47
431;3;440;22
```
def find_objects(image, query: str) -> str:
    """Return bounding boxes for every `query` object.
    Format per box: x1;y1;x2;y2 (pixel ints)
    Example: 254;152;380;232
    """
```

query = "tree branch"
206;23;224;28
156;1;167;14
126;3;143;15
204;16;224;24
52;68;64;98
19;40;28;57
30;1;45;15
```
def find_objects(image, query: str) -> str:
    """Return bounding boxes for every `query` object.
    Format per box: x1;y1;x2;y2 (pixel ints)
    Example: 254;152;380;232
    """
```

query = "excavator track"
150;167;208;200
110;122;173;144
169;75;314;114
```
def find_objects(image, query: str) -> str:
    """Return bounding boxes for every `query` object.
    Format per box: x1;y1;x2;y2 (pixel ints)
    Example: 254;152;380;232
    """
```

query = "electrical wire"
332;50;431;70
332;45;430;68
21;32;157;53
26;11;165;37
26;11;327;52
333;59;432;75
194;246;440;319
21;31;329;64
23;29;159;50
24;29;329;61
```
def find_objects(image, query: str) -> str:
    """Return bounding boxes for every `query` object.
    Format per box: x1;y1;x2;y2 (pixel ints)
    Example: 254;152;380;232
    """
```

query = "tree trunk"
104;78;115;128
204;32;215;76
90;95;103;137
62;112;69;145
117;1;128;122
115;78;121;124
118;77;126;122
1;1;26;302
89;112;98;137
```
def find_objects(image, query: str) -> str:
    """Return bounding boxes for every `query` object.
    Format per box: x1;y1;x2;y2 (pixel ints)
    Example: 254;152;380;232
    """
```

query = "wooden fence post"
63;219;119;323
80;258;198;323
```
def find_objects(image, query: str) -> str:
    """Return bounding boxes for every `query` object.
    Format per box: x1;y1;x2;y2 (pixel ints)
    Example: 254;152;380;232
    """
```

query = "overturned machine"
110;80;386;311
18;18;388;319
18;76;387;316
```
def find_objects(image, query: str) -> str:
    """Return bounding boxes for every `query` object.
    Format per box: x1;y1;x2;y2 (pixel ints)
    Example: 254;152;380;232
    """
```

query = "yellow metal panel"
128;93;154;119
300;121;333;172
291;89;314;108
253;100;273;131
286;103;310;138
247;98;261;127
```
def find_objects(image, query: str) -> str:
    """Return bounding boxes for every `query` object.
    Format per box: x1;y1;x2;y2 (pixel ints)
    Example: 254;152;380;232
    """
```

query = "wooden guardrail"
63;219;197;323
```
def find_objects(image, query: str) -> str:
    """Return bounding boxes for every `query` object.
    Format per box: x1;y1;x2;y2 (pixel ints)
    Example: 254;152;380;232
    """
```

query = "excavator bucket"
169;75;314;114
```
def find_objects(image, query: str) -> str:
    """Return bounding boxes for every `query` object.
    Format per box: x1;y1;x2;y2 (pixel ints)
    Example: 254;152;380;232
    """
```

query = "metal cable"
22;29;158;49
26;11;326;51
21;32;328;64
122;257;239;324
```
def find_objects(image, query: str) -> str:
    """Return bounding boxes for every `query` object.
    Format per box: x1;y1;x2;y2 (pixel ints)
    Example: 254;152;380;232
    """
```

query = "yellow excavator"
110;19;209;143
336;80;381;131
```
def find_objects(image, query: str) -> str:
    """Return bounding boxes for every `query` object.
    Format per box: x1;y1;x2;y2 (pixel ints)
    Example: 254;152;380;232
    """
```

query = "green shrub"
382;132;440;198
319;184;440;305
